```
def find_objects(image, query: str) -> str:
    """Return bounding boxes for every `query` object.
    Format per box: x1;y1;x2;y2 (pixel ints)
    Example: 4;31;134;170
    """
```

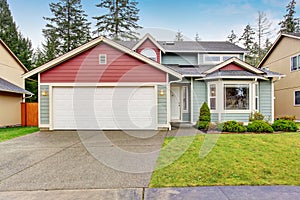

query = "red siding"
40;43;166;83
220;64;245;71
136;39;161;63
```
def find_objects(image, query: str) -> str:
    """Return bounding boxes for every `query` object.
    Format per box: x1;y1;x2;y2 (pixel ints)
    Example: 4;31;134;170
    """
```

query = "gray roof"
260;68;285;77
117;40;247;53
0;78;32;95
165;65;214;77
205;70;259;78
284;32;300;38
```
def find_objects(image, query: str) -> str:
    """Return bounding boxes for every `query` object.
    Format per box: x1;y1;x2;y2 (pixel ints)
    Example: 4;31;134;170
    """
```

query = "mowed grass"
150;133;300;187
0;127;39;142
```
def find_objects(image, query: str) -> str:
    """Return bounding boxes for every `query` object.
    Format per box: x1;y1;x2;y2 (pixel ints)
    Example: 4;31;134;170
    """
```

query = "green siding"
221;113;249;122
157;85;167;124
259;80;272;121
193;80;207;122
40;85;49;125
162;53;198;65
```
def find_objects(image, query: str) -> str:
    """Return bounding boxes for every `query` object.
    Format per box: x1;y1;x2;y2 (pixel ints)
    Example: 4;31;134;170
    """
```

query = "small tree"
175;30;184;41
227;30;238;44
197;102;211;130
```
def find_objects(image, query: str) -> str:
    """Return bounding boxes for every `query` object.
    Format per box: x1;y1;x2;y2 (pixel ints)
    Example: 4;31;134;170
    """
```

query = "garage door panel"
53;87;156;130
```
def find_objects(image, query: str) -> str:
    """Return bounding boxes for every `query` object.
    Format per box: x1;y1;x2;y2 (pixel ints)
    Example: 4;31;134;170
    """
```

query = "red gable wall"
40;43;166;83
220;63;245;71
136;39;161;63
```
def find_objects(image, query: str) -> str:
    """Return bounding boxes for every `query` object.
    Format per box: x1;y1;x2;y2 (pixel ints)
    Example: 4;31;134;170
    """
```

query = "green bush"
207;122;223;131
249;111;265;122
222;121;247;133
272;120;298;132
197;121;209;130
197;102;211;130
247;120;274;133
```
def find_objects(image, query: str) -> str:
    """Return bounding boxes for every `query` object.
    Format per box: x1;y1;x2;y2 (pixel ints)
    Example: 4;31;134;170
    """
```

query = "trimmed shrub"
197;102;211;130
222;121;247;133
249;111;265;122
277;115;296;121
247;120;274;133
272;120;298;132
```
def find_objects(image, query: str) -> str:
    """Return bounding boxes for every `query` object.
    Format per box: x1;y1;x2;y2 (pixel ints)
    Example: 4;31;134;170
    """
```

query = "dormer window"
141;48;157;61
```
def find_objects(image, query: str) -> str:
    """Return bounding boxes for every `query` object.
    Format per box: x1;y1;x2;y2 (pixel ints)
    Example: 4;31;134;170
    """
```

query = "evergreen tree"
93;0;142;40
42;30;60;62
239;24;255;50
227;30;238;44
0;0;19;52
279;0;300;33
175;30;184;41
195;32;201;41
43;0;91;55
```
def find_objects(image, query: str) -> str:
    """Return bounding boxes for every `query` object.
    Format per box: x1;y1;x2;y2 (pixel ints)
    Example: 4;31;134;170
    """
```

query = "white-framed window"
209;84;216;110
141;48;157;61
182;86;189;112
203;54;239;64
99;54;107;65
224;84;249;110
295;91;300;106
291;55;300;71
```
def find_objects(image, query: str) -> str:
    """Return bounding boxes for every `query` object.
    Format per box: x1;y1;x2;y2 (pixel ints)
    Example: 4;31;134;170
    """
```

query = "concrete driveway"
0;130;166;191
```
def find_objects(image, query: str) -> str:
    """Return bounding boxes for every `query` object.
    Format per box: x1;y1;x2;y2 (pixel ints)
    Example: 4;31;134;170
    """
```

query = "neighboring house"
23;34;283;130
0;39;32;127
259;33;300;120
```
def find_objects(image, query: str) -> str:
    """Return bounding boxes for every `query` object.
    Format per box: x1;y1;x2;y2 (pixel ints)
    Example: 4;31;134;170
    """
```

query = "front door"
171;87;181;121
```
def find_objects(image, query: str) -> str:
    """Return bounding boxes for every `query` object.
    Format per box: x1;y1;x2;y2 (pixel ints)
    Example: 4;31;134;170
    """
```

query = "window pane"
295;91;300;105
224;84;249;110
205;56;220;62
291;56;297;71
182;87;188;111
210;98;216;110
210;84;216;97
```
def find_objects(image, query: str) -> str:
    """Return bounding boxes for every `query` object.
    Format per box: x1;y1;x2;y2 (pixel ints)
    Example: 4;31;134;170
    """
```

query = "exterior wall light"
159;89;165;96
41;90;48;96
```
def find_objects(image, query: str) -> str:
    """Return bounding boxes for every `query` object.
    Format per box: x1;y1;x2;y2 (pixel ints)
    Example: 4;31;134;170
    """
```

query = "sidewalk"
0;186;300;200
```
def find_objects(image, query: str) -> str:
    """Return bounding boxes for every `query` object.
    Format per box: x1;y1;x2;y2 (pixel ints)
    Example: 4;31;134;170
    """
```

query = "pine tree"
227;30;238;44
195;32;201;41
93;0;142;40
279;0;300;33
175;30;184;41
43;0;91;55
239;24;255;50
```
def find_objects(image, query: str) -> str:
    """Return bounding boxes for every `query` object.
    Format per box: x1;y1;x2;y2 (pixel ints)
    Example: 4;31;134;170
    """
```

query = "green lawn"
0;127;39;142
150;133;300;187
296;122;300;128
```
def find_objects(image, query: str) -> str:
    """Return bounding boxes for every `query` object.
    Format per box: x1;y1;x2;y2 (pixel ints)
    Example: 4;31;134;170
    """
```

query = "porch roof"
0;78;32;95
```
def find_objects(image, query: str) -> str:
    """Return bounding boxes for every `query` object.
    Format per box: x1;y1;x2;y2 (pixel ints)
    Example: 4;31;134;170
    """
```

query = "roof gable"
23;36;181;79
0;39;28;72
204;57;264;75
258;33;300;67
132;33;165;53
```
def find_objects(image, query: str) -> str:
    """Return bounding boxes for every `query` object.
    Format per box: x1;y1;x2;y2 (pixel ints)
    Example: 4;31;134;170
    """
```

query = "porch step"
171;122;196;129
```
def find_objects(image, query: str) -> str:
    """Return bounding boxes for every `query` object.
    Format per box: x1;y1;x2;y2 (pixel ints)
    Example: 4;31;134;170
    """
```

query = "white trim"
198;76;268;81
203;54;241;65
207;83;217;111
191;78;194;123
132;33;166;53
204;57;264;75
290;54;300;72
271;81;275;123
49;85;53;131
40;82;166;87
38;73;41;127
22;36;181;79
294;90;300;106
99;54;107;65
155;84;158;128
165;50;247;53
140;48;157;61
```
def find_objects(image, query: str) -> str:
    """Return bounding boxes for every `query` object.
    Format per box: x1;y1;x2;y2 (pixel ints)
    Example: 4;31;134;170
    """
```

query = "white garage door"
53;87;156;130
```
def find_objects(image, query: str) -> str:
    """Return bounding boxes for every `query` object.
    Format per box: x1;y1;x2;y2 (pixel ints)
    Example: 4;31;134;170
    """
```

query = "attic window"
99;54;107;65
141;48;157;61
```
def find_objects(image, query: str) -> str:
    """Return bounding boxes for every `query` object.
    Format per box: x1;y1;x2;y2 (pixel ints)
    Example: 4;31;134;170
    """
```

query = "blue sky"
7;0;298;48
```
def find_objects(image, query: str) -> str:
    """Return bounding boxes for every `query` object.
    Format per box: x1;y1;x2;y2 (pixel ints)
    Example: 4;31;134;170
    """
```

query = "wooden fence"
21;102;38;126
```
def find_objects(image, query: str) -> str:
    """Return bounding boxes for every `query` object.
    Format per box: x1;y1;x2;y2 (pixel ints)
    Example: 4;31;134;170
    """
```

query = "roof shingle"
0;78;32;95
